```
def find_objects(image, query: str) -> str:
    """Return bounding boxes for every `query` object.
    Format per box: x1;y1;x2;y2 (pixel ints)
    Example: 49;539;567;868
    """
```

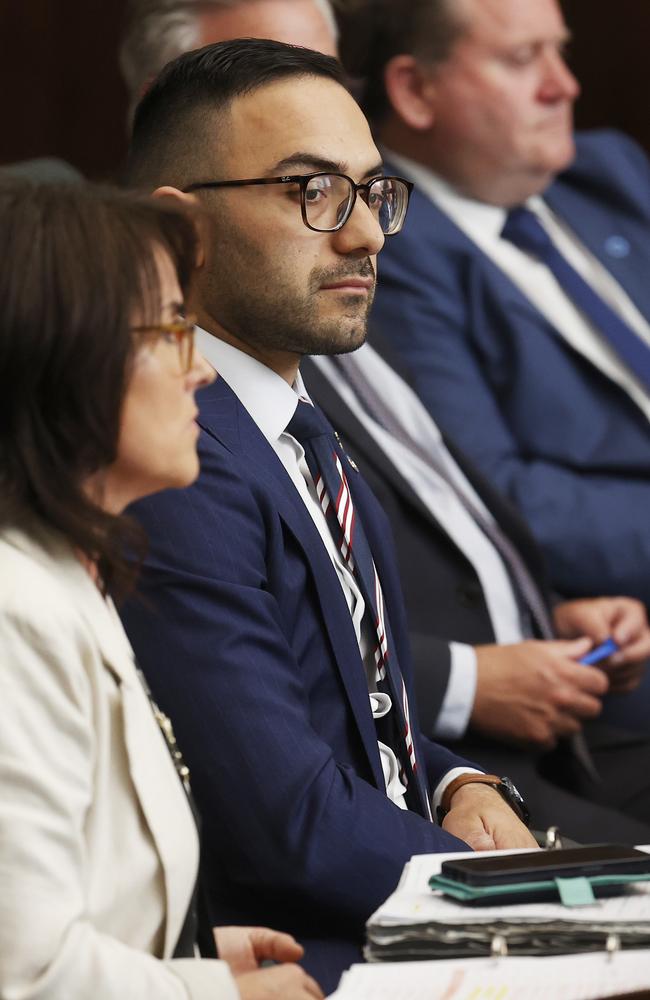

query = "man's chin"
304;320;368;357
536;119;576;168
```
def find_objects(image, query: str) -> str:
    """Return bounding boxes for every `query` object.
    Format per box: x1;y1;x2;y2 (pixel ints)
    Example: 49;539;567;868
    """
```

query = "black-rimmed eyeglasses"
183;172;413;235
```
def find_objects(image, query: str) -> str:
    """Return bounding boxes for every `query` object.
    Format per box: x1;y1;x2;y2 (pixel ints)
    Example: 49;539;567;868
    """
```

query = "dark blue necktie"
501;207;650;391
287;399;432;818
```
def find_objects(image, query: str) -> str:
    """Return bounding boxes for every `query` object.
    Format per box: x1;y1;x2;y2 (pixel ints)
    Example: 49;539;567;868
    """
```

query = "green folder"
429;871;650;907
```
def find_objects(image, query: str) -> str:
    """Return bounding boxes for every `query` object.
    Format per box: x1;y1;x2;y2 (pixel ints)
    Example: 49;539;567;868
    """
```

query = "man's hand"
441;783;537;851
236;964;324;1000
472;638;608;748
214;926;304;975
554;597;650;694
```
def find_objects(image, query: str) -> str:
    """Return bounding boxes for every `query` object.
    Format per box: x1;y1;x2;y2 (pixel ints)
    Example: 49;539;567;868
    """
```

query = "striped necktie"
287;398;432;819
502;207;650;390
327;353;599;783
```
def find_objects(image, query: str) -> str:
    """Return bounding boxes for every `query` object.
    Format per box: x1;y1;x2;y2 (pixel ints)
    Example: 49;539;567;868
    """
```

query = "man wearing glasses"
123;39;535;992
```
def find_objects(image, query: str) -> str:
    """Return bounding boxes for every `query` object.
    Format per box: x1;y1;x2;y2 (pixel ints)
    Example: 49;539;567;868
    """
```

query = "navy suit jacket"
372;131;650;607
301;355;551;734
121;376;471;992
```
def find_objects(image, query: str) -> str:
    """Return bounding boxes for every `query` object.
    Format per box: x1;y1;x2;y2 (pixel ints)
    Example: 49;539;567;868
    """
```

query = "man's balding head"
341;0;464;125
345;0;579;205
121;0;338;120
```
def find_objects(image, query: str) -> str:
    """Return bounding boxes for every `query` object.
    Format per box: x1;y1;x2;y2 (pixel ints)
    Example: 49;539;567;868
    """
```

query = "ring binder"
490;934;509;959
365;850;650;964
545;825;562;849
607;934;622;960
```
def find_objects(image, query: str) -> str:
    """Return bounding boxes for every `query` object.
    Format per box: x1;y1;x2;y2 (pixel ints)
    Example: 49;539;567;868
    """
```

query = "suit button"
457;582;483;608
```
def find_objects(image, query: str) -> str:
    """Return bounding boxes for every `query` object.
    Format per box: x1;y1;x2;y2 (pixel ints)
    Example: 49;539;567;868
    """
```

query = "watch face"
500;776;531;826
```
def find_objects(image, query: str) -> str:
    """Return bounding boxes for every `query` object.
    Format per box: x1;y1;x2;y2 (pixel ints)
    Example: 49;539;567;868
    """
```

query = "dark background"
0;0;648;179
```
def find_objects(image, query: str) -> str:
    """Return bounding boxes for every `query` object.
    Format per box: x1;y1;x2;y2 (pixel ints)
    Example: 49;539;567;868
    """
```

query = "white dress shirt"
195;329;475;815
311;345;535;739
385;148;650;423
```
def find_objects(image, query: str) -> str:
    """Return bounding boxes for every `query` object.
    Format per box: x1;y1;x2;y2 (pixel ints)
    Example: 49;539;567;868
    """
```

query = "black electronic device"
441;844;650;887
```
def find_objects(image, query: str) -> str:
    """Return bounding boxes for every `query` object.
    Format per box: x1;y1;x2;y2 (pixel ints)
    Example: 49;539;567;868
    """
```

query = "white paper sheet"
330;951;650;1000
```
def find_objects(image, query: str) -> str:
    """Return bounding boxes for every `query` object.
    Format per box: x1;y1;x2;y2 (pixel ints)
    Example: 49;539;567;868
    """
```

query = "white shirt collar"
383;145;545;241
195;326;309;444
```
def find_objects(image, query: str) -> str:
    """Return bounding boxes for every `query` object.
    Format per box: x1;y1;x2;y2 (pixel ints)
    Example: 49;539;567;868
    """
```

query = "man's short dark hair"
338;0;465;124
126;37;347;190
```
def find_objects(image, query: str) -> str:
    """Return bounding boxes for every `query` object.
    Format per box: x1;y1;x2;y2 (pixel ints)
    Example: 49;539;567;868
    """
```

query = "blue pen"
579;637;619;665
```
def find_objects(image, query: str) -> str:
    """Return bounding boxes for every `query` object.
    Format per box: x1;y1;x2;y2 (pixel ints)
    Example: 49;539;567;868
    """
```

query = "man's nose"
331;195;385;258
540;48;581;103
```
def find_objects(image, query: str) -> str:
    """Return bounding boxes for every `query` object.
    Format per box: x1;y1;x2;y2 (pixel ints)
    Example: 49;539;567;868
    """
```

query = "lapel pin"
334;431;359;472
604;235;630;259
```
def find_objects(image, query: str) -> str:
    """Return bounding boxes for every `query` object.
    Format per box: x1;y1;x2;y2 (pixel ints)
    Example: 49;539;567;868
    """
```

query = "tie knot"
286;399;329;445
501;207;553;260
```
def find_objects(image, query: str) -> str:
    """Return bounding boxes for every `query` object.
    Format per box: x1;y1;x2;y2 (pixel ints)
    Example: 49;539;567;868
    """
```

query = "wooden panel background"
0;0;129;179
0;1;648;179
562;0;650;153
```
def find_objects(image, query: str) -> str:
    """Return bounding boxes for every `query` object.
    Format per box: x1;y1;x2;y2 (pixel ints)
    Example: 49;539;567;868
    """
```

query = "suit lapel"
78;594;198;958
405;185;650;411
442;436;550;595
303;356;548;595
197;378;386;791
301;357;442;525
303;355;553;622
407;186;596;366
7;528;197;958
545;172;650;318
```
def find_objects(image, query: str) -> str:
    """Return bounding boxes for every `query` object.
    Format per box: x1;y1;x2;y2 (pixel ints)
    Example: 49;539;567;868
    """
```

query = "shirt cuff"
433;642;477;740
432;766;484;818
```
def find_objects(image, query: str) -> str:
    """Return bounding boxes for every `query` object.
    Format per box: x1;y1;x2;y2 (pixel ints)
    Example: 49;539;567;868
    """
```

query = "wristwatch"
437;773;530;826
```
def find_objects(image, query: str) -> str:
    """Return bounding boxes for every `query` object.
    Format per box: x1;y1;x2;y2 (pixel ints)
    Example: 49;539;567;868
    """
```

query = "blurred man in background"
341;0;650;736
120;0;338;118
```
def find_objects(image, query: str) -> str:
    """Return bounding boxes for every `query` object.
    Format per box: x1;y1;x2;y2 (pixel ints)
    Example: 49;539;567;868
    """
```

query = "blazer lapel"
302;356;552;613
301;357;440;526
80;592;198;958
442;436;550;595
545;174;650;317
302;357;513;579
7;527;198;957
197;378;386;791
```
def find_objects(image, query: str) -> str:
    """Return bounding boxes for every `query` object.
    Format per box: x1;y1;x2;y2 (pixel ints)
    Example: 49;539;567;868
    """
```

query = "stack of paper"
330;951;650;999
365;850;650;962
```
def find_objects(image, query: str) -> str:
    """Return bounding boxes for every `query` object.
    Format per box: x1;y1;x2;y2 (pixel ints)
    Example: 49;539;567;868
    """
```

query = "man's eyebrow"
267;152;385;179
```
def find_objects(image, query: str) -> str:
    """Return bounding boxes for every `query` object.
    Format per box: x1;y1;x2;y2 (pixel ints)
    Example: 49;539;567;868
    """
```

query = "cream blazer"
0;526;239;1000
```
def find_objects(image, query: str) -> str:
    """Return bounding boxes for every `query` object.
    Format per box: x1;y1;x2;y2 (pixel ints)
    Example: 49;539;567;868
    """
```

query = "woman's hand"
236;964;324;1000
214;926;304;974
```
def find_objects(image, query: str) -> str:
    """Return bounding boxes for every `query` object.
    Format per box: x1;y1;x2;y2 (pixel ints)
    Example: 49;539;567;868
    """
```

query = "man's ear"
383;54;438;131
152;186;207;268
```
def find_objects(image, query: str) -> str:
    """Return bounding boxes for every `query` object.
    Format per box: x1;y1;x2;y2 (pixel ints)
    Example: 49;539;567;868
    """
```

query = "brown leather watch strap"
440;773;502;816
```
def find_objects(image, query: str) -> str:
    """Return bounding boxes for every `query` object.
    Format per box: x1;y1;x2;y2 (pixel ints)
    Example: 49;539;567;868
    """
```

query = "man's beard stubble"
201;252;376;359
